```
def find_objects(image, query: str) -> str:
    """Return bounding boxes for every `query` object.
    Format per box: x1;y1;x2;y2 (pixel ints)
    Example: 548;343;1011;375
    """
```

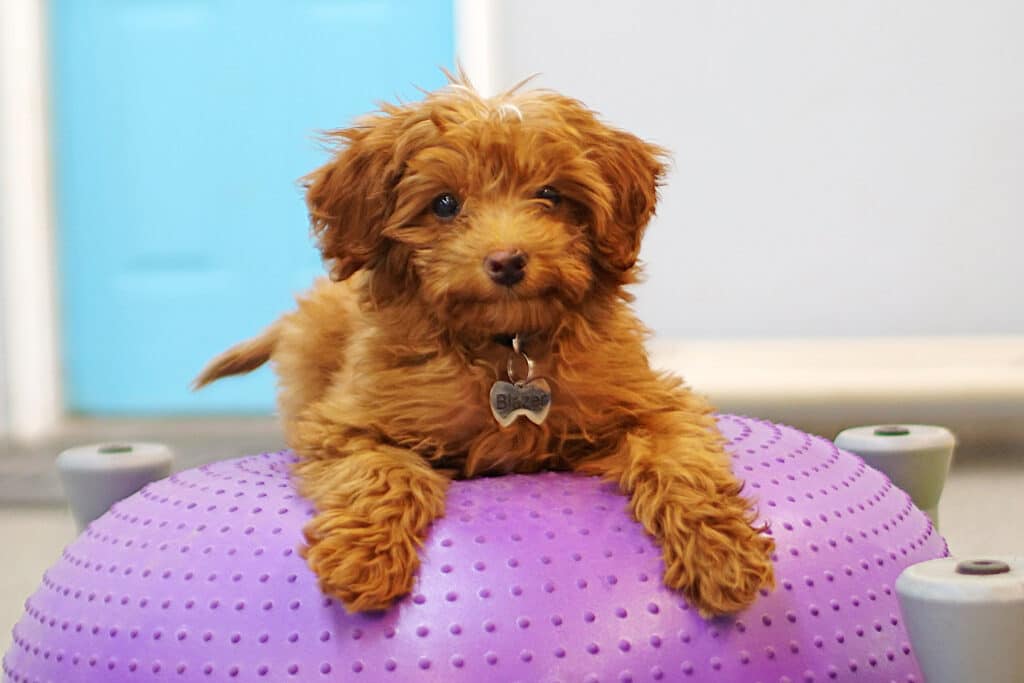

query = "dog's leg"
291;431;449;613
576;417;775;617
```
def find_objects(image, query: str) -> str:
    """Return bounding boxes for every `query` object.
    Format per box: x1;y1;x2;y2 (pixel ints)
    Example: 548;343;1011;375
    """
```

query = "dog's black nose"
484;250;528;286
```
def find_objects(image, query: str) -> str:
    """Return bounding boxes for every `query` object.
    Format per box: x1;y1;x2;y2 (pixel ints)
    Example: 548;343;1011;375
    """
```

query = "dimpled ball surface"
4;415;947;683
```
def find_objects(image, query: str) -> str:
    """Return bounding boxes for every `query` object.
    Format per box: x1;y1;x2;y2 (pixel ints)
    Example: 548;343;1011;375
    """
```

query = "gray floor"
0;416;286;504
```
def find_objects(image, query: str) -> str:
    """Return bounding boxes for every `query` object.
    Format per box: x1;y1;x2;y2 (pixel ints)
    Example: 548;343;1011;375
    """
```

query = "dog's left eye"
535;186;561;206
432;192;461;220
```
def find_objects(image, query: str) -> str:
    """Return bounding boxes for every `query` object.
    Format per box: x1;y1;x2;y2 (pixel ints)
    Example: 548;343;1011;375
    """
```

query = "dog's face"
305;80;666;335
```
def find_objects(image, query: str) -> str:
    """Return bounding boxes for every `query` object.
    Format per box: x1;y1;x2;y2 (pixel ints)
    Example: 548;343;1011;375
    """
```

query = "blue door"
50;1;454;414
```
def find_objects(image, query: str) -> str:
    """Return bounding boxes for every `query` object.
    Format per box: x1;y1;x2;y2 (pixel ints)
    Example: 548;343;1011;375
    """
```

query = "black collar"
492;333;517;349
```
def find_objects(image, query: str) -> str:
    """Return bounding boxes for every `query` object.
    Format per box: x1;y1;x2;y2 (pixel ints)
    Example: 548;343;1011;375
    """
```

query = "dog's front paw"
661;510;776;618
301;510;420;612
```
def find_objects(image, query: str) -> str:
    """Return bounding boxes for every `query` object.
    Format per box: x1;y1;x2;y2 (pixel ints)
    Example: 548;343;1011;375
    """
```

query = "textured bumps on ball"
3;415;945;682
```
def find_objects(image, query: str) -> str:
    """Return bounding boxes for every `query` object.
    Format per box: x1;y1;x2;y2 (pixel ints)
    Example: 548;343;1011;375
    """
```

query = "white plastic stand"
834;424;955;528
56;442;174;531
897;557;1024;683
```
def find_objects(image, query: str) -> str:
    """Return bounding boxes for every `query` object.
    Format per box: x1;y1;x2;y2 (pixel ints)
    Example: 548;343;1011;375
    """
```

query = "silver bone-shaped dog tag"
489;378;552;427
490;333;551;427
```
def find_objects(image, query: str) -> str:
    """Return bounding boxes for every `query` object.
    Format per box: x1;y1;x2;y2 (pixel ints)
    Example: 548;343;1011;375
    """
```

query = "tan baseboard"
650;336;1024;445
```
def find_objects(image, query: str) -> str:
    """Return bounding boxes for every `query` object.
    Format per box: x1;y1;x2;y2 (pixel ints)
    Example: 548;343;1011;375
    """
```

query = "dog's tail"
192;322;280;390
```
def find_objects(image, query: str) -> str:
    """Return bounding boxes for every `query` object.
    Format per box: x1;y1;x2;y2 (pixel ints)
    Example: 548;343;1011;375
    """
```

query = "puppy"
196;75;775;617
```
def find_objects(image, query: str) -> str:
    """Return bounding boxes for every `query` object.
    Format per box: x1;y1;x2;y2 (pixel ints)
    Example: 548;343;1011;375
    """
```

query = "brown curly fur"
196;74;775;617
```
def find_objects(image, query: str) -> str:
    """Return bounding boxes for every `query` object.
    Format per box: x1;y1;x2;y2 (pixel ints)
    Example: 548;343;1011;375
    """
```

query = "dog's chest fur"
339;324;637;477
280;280;685;479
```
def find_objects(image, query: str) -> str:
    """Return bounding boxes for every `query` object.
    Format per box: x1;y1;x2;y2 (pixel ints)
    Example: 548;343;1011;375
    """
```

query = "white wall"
0;1;1019;439
0;0;62;441
468;0;1024;338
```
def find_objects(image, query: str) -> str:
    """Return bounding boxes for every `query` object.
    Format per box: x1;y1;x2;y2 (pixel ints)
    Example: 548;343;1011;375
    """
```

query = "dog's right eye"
535;186;562;206
432;193;461;220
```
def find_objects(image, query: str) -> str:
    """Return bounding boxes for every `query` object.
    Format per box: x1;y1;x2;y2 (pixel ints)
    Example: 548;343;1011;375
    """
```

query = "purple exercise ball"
4;415;946;682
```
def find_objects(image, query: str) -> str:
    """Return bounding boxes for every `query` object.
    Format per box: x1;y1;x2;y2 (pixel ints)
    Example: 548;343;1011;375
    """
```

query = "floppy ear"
304;110;408;281
587;128;668;273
